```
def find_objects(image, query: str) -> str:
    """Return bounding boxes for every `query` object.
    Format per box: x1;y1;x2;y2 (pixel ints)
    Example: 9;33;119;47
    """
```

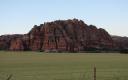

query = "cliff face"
112;36;128;50
0;19;114;52
0;34;23;50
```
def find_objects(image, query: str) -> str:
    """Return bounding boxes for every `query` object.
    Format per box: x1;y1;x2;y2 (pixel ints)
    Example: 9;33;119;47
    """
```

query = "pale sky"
0;0;128;36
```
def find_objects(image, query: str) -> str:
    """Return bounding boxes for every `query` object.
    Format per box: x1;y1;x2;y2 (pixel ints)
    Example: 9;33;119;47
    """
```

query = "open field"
0;51;128;80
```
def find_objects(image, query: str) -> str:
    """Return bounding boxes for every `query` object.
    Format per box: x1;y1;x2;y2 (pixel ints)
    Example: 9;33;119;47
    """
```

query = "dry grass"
0;51;128;80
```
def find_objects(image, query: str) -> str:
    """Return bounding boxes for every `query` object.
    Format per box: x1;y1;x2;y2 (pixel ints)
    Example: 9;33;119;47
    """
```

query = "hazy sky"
0;0;128;36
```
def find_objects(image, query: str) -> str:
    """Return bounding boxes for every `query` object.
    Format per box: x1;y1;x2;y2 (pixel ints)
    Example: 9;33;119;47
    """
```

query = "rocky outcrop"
0;19;115;52
0;34;23;50
9;38;24;51
112;36;128;50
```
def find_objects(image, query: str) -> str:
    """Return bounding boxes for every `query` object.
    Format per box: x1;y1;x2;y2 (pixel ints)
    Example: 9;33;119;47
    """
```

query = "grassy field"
0;51;128;80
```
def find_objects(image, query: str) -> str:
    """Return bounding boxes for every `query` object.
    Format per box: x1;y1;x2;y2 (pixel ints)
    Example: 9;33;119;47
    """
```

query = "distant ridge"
0;19;128;52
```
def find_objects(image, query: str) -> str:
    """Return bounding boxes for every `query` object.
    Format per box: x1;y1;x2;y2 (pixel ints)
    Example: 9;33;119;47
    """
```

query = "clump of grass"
6;74;12;80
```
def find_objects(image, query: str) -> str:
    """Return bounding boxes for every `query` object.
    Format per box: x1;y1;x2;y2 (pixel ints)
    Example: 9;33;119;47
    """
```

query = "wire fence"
0;67;128;80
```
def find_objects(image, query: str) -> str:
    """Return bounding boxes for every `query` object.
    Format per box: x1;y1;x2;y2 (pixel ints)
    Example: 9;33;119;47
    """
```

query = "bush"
120;49;128;54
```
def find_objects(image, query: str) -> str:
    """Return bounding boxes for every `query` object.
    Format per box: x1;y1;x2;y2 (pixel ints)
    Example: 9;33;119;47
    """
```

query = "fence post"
94;66;96;80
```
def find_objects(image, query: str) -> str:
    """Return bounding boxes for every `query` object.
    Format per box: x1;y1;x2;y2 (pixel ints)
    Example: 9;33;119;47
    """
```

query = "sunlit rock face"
0;19;114;52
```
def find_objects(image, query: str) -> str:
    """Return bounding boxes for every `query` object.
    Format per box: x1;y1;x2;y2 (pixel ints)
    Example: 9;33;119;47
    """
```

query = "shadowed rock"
112;36;128;50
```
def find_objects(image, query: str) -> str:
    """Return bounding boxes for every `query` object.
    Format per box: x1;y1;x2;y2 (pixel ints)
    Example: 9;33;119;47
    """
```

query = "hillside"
0;19;127;52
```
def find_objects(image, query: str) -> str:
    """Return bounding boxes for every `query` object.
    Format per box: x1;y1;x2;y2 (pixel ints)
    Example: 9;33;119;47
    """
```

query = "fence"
0;67;128;80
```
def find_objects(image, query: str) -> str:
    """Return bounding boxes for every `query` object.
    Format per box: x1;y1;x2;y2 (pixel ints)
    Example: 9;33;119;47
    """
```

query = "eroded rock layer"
0;19;116;52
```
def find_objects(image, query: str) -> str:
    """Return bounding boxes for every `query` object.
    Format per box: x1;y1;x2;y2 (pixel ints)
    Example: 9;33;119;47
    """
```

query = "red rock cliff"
0;19;114;52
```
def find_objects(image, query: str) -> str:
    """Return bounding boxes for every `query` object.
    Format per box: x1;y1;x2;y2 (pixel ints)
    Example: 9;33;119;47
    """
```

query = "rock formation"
0;34;23;50
112;36;128;50
0;19;124;52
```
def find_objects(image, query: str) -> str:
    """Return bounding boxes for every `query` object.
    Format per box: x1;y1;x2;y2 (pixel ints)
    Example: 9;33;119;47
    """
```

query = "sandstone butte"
0;19;128;52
